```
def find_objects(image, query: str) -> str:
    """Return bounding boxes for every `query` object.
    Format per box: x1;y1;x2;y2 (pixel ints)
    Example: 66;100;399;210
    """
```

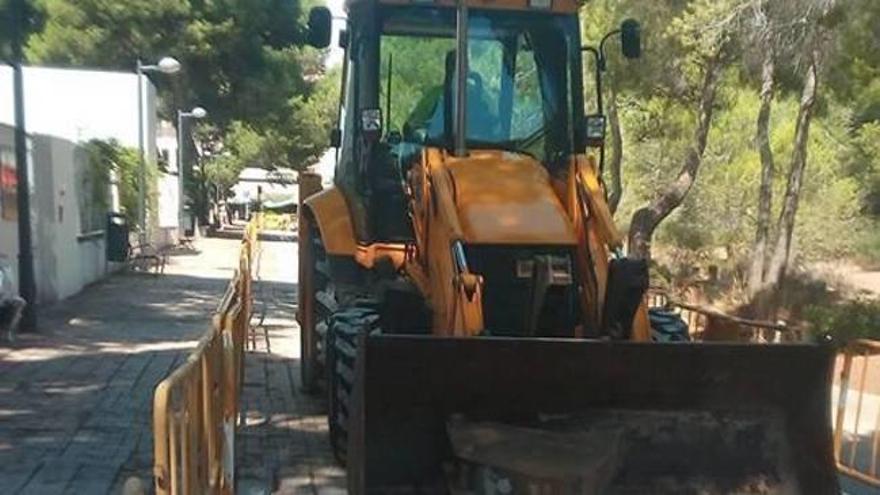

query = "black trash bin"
106;213;130;262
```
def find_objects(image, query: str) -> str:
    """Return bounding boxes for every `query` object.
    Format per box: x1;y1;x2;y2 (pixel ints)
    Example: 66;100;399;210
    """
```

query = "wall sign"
0;146;17;222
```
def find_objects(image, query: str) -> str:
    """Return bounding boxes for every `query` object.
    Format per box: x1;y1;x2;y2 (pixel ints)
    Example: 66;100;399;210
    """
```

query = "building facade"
0;124;114;303
0;65;181;304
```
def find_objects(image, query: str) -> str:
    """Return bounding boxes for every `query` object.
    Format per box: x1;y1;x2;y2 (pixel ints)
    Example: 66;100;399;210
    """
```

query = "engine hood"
444;151;576;245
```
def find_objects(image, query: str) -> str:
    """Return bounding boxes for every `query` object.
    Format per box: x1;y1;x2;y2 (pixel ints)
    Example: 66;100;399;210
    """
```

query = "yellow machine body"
303;148;650;341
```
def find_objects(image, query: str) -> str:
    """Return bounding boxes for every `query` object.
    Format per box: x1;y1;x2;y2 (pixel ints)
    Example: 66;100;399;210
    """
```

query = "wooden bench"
129;242;168;274
179;237;196;250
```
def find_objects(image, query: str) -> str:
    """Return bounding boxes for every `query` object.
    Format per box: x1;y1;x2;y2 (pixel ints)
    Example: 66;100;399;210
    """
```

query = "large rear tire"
301;221;336;394
326;303;381;465
648;307;690;342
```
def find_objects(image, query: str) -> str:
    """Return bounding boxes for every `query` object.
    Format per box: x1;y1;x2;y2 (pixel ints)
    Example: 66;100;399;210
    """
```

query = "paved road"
0;238;242;494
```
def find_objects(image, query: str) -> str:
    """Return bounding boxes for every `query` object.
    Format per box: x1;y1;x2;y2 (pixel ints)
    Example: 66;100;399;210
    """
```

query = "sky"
325;0;347;68
309;0;346;182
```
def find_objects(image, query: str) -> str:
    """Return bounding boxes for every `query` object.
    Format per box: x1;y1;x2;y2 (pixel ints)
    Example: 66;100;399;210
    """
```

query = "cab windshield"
379;6;583;167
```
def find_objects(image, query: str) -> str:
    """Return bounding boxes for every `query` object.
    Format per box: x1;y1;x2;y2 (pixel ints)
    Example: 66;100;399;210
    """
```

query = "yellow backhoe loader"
297;1;838;492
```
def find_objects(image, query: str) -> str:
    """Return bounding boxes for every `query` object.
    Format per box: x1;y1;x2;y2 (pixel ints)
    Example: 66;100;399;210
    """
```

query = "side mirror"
584;114;606;148
330;128;342;148
620;19;641;59
307;7;332;49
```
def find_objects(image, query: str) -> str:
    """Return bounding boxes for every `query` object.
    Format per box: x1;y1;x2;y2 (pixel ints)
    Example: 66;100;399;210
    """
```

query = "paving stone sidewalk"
0;238;241;494
236;237;345;494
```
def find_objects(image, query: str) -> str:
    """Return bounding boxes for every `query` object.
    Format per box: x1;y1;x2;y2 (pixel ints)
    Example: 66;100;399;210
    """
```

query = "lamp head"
157;57;182;74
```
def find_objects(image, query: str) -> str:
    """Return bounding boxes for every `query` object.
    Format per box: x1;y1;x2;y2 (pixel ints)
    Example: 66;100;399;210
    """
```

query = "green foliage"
379;29;546;149
381;36;454;133
262;211;294;231
78;144;111;232
827;0;880;123
22;0;341;225
624;86;871;264
197;67;339;199
842;122;880;217
804;298;880;343
667;0;742;65
0;0;45;60
854;222;880;266
588;0;880;278
26;0;334;174
202;155;242;196
81;139;156;229
26;0;311;123
282;65;341;167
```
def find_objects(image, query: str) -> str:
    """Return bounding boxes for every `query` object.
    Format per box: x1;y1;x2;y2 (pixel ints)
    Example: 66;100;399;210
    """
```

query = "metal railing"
834;339;880;488
152;221;258;495
646;288;804;343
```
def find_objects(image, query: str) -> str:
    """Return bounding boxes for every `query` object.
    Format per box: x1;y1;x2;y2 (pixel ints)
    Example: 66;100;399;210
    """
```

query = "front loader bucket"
347;336;838;494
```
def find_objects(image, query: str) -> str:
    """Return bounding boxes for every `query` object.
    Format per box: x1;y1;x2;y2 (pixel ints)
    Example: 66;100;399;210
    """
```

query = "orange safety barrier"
834;339;880;488
153;222;258;495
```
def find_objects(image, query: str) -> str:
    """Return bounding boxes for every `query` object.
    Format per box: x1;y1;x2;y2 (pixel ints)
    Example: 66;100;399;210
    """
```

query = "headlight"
529;0;553;9
584;113;606;147
361;108;382;133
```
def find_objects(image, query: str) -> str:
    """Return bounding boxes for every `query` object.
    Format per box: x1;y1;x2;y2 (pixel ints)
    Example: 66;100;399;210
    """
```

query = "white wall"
1;125;110;304
32;134;109;303
311;149;336;187
157;122;180;231
32;134;55;302
157;174;179;229
0;66;156;161
0;67;171;304
0;65;170;243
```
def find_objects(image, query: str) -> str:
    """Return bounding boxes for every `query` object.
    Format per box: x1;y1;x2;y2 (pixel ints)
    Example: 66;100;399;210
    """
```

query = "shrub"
803;298;880;343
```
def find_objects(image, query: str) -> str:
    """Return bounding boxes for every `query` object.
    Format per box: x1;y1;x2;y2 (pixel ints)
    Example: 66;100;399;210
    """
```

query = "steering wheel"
467;71;484;93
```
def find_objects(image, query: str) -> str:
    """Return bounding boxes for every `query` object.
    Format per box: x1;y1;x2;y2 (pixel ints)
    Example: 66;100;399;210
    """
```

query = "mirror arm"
581;45;606;176
583;21;639;183
598;29;621;71
590;28;623;178
581;46;603;115
581;45;614;180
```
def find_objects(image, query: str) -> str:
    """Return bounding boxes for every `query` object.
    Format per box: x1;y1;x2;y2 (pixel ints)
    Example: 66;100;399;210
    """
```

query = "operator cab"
323;0;587;244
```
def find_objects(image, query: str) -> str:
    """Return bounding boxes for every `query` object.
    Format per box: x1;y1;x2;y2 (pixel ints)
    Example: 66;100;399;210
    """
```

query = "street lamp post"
136;56;180;245
10;0;36;331
177;107;207;239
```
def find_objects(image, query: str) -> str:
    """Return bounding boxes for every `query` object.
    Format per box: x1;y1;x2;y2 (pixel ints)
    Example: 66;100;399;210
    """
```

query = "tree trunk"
746;42;776;296
627;53;724;261
607;82;623;214
763;46;820;287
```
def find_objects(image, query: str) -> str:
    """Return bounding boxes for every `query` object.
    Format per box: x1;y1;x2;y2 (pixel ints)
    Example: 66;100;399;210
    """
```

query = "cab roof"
344;0;582;15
